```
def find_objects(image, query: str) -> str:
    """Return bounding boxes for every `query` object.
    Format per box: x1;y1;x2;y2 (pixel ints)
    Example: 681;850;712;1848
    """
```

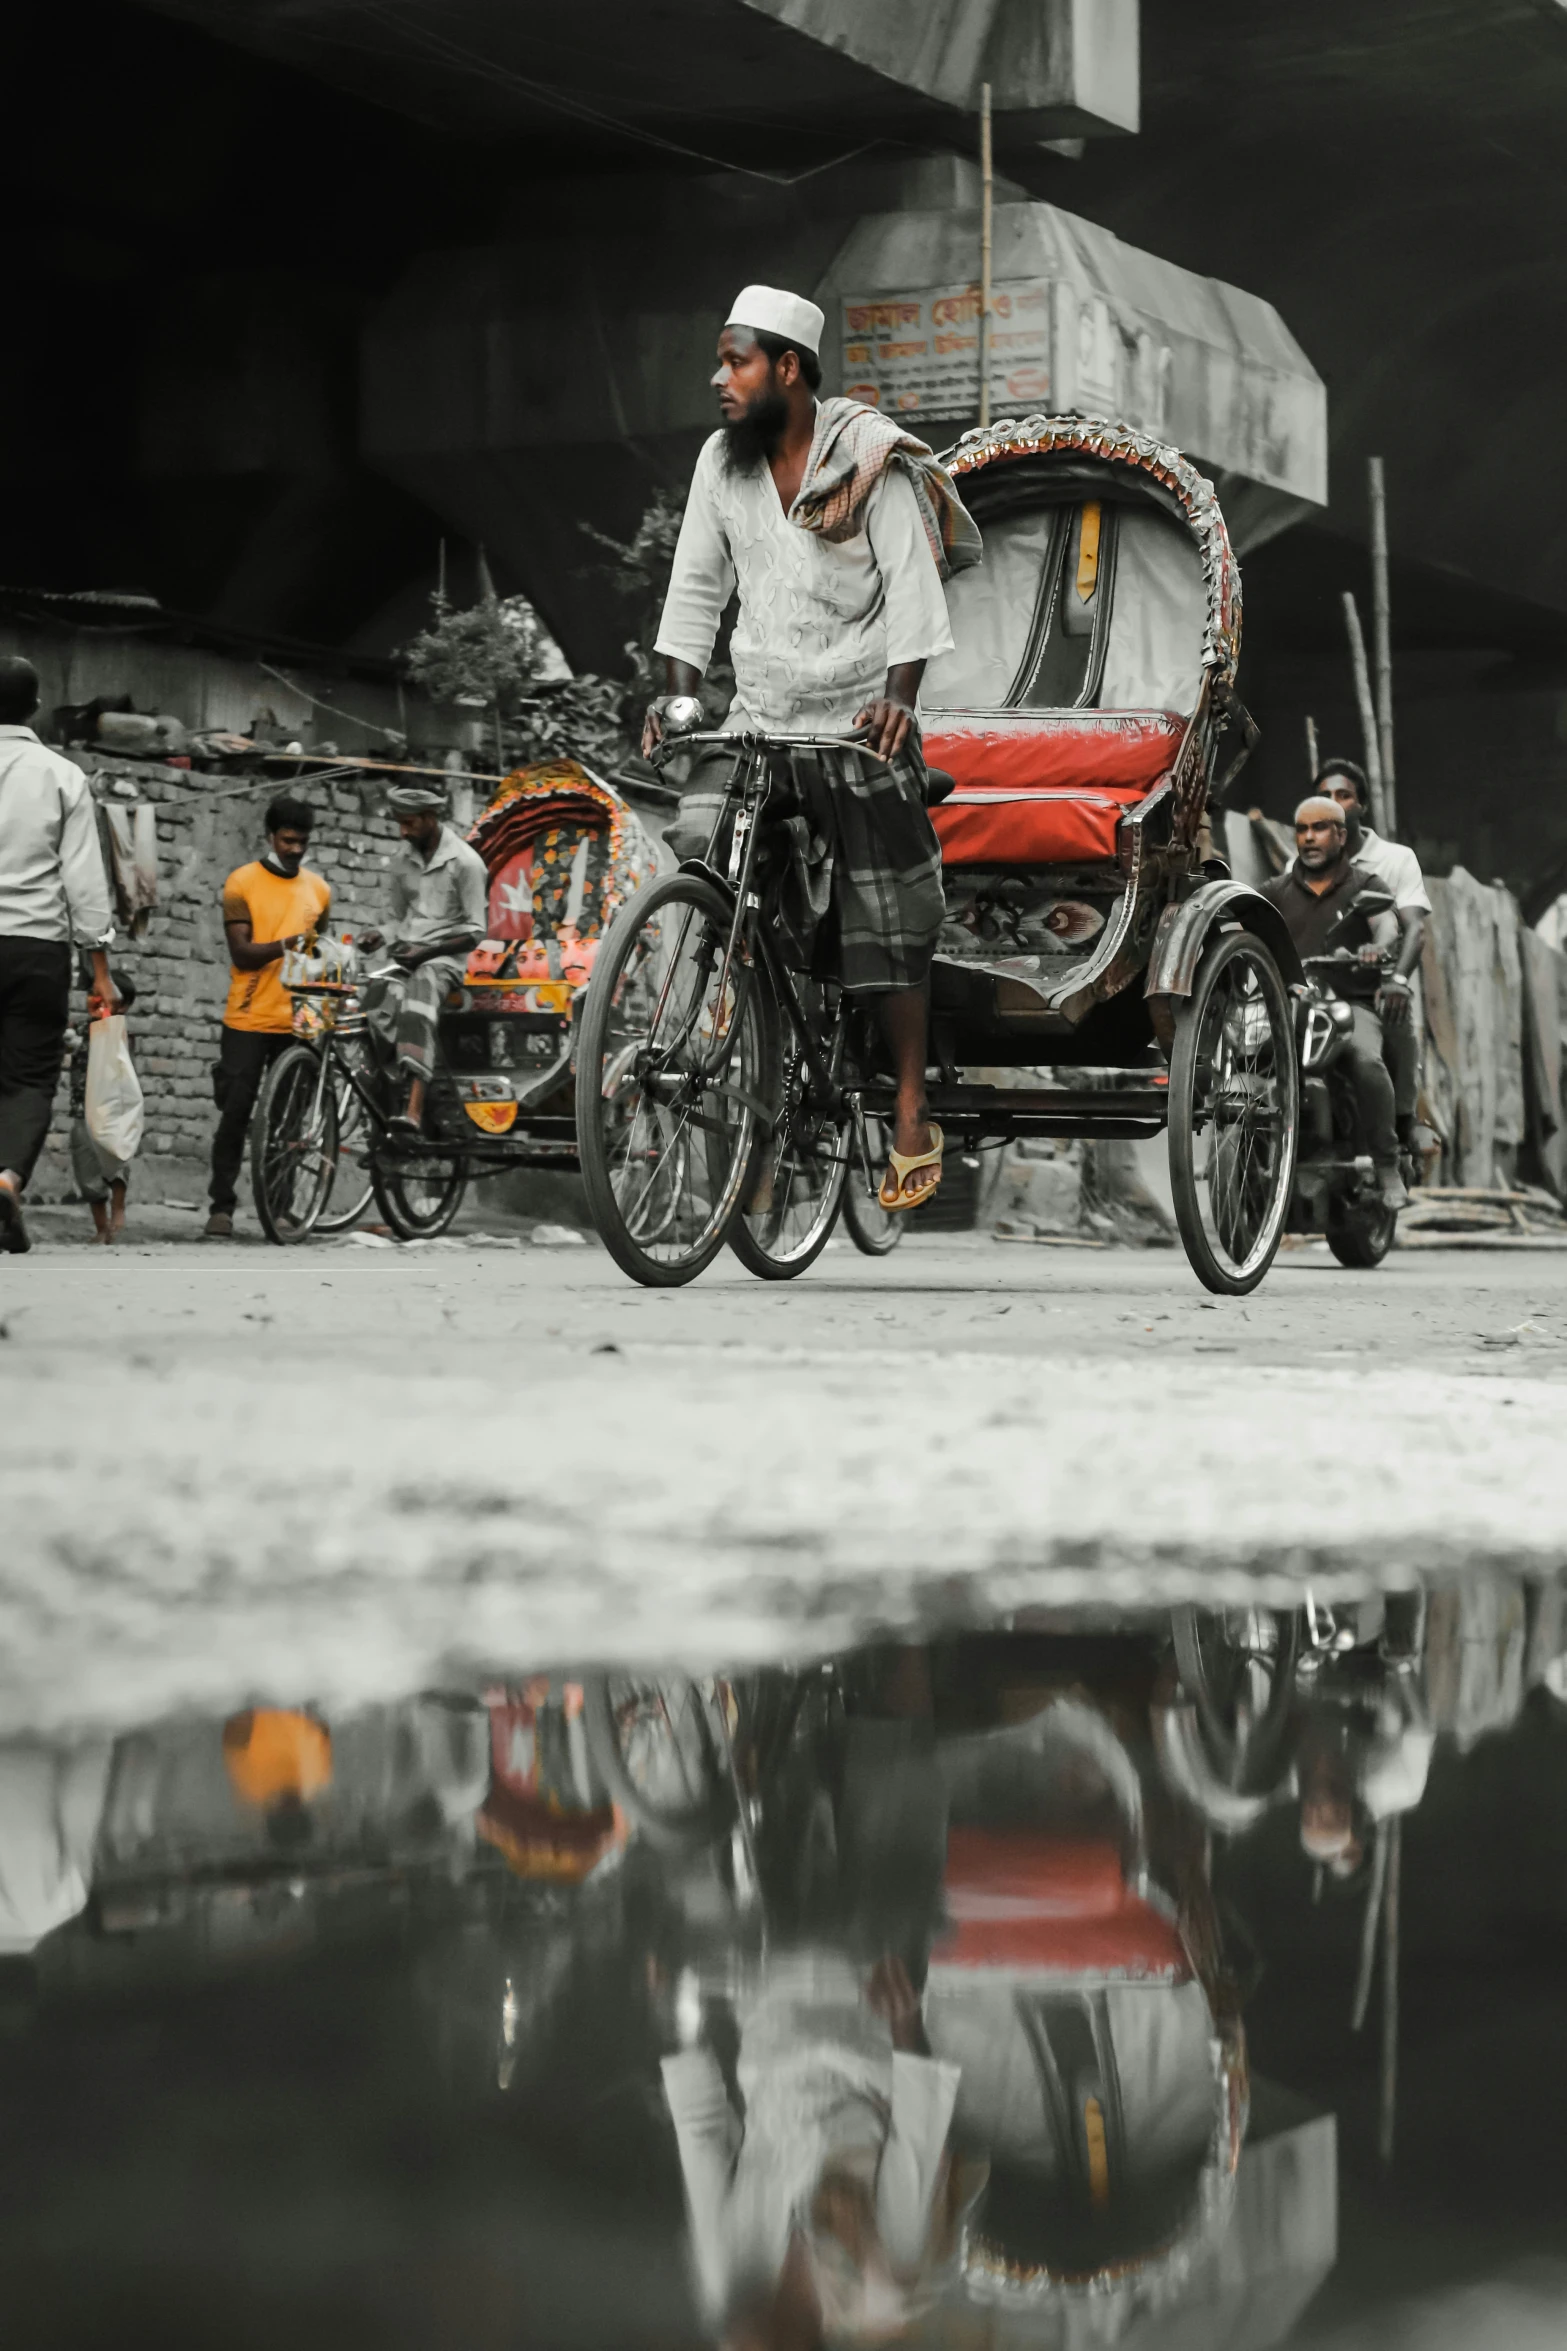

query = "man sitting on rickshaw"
645;283;981;1215
359;783;489;1134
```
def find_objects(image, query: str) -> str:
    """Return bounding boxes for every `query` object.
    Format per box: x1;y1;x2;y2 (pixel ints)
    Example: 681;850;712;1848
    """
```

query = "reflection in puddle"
1;1574;1563;2346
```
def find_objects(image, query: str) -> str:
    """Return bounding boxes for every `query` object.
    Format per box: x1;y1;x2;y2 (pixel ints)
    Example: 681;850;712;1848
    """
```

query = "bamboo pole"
1378;1815;1401;2166
1341;591;1389;835
978;82;993;428
1369;457;1398;838
1305;714;1319;782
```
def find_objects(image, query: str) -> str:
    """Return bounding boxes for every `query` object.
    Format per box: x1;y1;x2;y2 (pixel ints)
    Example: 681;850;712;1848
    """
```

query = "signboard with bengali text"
841;279;1053;423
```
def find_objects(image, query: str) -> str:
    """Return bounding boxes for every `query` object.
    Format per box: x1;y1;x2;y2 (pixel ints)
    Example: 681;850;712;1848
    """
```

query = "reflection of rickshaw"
595;1649;1248;2340
251;761;657;1241
578;418;1302;1292
919;1698;1246;2334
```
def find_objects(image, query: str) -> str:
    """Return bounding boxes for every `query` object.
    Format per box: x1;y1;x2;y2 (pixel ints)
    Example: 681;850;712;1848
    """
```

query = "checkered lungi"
783;738;944;996
362;956;464;1081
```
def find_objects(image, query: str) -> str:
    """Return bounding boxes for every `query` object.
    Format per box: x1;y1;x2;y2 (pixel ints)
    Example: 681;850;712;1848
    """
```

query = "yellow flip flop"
878;1122;944;1213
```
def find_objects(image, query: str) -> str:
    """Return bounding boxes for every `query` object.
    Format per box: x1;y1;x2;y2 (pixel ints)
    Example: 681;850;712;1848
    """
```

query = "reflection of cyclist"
646;284;981;1214
662;1947;960;2347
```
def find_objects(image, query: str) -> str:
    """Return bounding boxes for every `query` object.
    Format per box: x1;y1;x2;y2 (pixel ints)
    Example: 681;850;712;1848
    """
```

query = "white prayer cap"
725;284;824;357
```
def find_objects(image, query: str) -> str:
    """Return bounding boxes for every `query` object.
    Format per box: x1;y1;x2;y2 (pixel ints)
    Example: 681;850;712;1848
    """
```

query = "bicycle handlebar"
650;723;872;769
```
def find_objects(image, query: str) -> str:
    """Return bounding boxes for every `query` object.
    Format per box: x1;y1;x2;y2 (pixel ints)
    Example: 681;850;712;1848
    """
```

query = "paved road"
5;1210;1566;1734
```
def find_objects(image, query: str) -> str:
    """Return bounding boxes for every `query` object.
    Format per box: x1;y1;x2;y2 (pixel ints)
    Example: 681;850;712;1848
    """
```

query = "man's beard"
720;386;790;476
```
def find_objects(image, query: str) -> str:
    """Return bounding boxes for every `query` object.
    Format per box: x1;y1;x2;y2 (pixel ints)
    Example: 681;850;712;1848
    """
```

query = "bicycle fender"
676;857;737;902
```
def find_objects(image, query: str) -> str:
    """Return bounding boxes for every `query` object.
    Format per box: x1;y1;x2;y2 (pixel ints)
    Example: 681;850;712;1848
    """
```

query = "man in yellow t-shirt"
204;795;331;1237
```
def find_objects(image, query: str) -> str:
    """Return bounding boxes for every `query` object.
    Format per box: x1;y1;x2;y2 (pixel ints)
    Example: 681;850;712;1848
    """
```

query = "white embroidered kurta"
655;428;955;731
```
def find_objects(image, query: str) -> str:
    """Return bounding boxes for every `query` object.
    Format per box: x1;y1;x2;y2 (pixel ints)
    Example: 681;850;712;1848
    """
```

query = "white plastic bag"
84;1015;145;1168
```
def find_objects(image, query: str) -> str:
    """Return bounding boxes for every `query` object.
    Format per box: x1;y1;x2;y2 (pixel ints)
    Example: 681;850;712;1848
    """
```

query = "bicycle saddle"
924;767;957;805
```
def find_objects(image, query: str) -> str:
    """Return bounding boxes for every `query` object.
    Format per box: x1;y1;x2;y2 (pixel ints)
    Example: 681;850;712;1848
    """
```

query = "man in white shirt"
646;285;980;1213
1314;757;1428;1148
0;657;119;1252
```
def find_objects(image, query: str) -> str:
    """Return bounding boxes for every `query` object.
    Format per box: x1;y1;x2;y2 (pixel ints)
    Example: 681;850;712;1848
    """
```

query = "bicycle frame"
663;728;888;1201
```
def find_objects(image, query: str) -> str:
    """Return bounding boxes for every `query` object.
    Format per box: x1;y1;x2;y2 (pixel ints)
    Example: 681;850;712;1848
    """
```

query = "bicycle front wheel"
252;1042;339;1244
576;871;776;1287
314;1041;377;1234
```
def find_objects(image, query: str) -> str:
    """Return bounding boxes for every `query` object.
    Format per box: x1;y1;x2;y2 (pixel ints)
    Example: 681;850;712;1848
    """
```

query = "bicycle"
573;722;907;1287
251;975;468;1245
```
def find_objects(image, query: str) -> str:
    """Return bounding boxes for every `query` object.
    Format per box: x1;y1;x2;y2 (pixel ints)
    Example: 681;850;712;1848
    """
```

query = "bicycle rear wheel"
729;995;849;1281
252;1042;339;1244
370;1148;468;1241
840;1111;905;1257
576;871;776;1287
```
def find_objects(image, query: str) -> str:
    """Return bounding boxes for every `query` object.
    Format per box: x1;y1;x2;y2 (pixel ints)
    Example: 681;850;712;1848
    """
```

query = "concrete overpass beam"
737;0;1138;133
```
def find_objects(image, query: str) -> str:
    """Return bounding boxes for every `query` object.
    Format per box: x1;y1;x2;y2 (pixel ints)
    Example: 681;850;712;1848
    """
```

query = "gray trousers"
363;957;464;1082
1346;1004;1400;1166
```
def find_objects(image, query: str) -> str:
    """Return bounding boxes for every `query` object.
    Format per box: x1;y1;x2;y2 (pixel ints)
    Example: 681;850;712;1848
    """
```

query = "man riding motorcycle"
1262;796;1408;1212
1311;758;1428;1154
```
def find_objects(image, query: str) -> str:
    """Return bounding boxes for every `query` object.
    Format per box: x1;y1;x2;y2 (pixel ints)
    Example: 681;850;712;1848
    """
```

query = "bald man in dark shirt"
1263;796;1407;1210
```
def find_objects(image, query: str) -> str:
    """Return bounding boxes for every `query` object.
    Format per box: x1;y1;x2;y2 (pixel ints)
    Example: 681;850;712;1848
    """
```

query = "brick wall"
37;757;404;1202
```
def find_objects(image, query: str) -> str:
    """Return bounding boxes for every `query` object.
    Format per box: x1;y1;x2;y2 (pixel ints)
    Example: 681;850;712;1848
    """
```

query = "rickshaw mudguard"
1144;880;1303;1012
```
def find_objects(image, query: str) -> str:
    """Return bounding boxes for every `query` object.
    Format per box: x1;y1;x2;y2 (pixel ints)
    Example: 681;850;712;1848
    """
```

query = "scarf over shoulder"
789;397;983;582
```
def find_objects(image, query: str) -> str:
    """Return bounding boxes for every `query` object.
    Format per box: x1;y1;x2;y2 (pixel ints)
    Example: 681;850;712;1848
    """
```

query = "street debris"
1398;1187;1567;1249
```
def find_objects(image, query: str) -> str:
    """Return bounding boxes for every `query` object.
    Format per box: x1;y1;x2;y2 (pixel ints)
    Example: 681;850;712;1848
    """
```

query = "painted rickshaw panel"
432;759;659;1143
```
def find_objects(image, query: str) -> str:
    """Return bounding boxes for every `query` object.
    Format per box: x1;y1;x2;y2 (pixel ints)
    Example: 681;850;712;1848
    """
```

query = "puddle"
3;1571;1564;2346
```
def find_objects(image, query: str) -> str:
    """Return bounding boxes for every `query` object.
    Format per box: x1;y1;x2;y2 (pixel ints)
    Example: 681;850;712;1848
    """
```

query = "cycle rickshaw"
576;415;1302;1294
251;759;657;1241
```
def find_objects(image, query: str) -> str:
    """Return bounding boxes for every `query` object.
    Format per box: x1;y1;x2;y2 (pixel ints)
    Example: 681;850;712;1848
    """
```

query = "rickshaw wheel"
575;871;776;1288
370;1148;468;1241
252;1042;340;1245
1168;927;1299;1295
729;1003;849;1280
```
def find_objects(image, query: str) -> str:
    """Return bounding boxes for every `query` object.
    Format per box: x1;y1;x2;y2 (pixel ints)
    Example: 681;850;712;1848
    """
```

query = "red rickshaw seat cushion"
924;711;1184;869
933;1828;1190;1979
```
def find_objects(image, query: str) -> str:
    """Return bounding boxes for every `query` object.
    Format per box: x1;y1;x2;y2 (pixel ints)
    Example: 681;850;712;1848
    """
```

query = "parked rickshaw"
577;416;1302;1293
251;759;657;1240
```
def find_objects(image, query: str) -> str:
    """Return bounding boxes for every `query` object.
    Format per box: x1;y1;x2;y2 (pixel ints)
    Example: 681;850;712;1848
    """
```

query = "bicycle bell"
661;694;704;737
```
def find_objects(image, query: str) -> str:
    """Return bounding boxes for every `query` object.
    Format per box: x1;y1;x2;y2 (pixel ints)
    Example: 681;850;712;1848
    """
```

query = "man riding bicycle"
645;283;981;1214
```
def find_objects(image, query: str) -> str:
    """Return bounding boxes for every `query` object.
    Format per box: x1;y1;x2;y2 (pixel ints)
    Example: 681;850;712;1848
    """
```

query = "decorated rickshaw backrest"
467;759;657;964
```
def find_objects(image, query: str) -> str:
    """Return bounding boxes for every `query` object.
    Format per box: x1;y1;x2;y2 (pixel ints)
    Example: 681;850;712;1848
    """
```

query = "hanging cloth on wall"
97;802;159;937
